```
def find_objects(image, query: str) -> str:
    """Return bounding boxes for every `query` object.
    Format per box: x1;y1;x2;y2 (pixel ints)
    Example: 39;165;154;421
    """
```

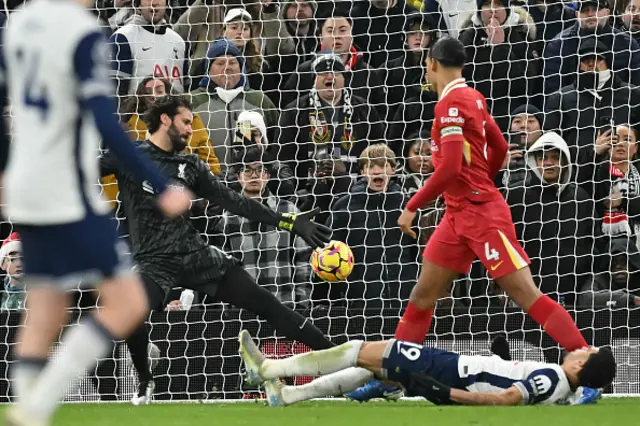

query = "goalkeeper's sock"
528;295;588;351
22;316;113;422
125;322;154;382
261;340;362;379
281;367;374;405
394;302;433;344
11;357;47;402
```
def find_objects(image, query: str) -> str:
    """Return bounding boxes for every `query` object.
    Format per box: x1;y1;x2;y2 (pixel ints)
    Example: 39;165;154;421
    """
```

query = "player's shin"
280;367;374;405
527;294;588;351
261;341;363;379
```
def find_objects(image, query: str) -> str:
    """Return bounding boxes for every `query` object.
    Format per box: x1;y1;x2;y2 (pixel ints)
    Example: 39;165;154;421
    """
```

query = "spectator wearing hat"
459;0;539;131
543;0;640;94
109;0;187;96
0;233;25;312
522;0;576;54
498;104;544;188
189;38;278;167
619;0;640;43
544;38;640;179
379;12;437;125
350;0;419;68
280;15;385;117
222;110;296;197
276;52;385;189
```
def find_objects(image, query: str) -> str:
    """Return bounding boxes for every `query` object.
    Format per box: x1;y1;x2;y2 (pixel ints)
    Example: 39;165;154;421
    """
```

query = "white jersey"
433;0;477;38
109;15;186;94
458;354;573;405
2;0;113;225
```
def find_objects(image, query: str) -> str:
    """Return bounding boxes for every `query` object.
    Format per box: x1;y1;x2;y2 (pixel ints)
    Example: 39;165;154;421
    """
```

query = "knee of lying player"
355;342;615;405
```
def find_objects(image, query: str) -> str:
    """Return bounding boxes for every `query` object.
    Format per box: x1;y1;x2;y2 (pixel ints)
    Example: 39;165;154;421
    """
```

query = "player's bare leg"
12;288;69;403
394;259;459;344
496;266;588;351
13;274;148;425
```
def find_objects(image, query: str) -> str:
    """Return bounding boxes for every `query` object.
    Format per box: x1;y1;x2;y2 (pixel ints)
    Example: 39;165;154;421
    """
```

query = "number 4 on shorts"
484;242;500;261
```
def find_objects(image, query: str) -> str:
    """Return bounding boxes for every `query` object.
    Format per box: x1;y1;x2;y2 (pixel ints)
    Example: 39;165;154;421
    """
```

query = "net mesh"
0;0;639;402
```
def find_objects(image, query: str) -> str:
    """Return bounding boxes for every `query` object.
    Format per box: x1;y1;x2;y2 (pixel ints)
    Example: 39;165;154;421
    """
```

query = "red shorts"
423;199;530;279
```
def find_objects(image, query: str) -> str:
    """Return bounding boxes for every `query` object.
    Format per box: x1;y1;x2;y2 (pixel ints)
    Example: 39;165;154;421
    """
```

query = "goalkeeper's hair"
577;347;616;389
428;37;466;68
144;95;193;134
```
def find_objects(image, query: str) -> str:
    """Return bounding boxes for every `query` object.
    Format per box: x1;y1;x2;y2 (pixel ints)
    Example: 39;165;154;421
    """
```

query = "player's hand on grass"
279;207;332;248
398;208;417;239
158;186;194;218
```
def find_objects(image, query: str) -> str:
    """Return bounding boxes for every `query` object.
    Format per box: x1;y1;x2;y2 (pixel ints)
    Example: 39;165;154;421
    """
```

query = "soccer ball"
311;240;354;282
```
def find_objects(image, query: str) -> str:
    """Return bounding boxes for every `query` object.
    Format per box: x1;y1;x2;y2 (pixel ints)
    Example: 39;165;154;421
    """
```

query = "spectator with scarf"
280;15;384;116
0;233;24;312
276;53;384;189
189;38;278;167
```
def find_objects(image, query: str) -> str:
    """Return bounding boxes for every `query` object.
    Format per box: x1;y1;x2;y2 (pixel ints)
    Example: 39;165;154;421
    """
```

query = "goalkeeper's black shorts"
135;245;240;309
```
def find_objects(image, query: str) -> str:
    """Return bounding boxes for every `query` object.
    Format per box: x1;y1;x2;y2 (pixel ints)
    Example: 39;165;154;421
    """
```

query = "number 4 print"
484;242;500;261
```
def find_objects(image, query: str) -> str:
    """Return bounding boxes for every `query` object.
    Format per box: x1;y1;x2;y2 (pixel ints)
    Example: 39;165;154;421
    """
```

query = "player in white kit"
239;331;616;406
0;1;191;425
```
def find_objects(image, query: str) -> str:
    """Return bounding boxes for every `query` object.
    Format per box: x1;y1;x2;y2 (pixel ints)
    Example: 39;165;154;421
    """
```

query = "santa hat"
0;232;21;264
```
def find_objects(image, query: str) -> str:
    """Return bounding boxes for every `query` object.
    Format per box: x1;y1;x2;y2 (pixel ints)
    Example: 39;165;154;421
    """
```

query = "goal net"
0;0;639;403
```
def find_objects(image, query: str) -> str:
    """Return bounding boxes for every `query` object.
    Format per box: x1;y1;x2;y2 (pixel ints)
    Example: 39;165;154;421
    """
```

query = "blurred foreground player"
0;1;192;425
100;95;334;405
349;37;590;400
239;330;616;406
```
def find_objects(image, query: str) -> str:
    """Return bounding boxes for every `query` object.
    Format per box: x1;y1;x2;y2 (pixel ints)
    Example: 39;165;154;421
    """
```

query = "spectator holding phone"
499;105;544;188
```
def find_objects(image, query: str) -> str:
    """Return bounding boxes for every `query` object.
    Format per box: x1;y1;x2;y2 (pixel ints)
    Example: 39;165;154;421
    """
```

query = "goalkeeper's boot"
263;379;286;407
577;387;602;405
345;380;403;402
4;406;47;426
239;329;266;386
131;379;155;406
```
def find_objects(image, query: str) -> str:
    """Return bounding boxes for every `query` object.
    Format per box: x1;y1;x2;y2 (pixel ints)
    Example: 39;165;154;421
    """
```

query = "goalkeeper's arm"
194;161;331;248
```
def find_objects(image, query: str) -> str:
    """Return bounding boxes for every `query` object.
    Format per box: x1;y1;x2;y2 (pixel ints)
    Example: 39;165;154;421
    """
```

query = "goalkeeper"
99;95;334;404
239;331;616;406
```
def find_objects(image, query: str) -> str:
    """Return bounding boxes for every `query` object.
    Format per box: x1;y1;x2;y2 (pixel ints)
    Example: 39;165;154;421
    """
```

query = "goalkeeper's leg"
210;265;334;350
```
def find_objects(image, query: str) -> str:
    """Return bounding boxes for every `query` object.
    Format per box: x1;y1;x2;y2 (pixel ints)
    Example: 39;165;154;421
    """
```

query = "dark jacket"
378;50;427;122
544;74;640;171
276;92;385;187
351;0;419;67
506;133;597;303
458;9;539;130
388;89;438;155
325;180;419;306
524;0;576;53
579;237;640;308
280;52;386;118
542;23;640;94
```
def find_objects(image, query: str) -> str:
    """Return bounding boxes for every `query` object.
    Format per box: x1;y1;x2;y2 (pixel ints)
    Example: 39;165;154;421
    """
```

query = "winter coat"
276;93;385;187
325;180;419;306
523;0;576;53
542;23;640;94
458;7;539;131
388;89;438;154
350;0;419;67
505;132;597;303
579;237;640;308
378;50;427;123
188;87;278;165
280;51;386;118
101;112;221;209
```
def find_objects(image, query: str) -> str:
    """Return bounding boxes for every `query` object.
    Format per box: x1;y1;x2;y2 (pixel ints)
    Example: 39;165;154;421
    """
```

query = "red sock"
394;302;434;344
528;295;588;351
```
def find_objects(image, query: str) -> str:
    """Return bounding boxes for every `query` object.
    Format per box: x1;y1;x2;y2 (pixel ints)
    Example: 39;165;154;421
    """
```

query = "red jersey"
430;78;505;208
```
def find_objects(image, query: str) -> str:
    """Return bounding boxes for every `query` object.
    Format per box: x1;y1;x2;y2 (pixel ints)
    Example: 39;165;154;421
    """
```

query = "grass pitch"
2;398;637;426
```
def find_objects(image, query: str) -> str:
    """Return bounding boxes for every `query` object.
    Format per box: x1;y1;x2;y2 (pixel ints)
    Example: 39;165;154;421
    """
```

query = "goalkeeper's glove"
278;207;332;249
407;372;456;405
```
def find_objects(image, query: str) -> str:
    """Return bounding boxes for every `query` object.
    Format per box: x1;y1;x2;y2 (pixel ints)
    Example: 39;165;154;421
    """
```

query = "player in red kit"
391;37;589;352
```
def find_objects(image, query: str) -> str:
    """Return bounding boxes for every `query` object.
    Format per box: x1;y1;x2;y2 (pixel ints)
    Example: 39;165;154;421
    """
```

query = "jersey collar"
440;78;468;101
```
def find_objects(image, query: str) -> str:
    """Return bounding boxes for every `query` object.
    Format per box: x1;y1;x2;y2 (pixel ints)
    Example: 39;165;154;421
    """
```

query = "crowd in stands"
2;0;640;314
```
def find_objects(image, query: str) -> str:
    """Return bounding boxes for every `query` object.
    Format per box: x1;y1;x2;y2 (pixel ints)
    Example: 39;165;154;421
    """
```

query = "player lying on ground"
238;330;616;406
99;95;335;405
348;36;595;401
1;1;192;425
